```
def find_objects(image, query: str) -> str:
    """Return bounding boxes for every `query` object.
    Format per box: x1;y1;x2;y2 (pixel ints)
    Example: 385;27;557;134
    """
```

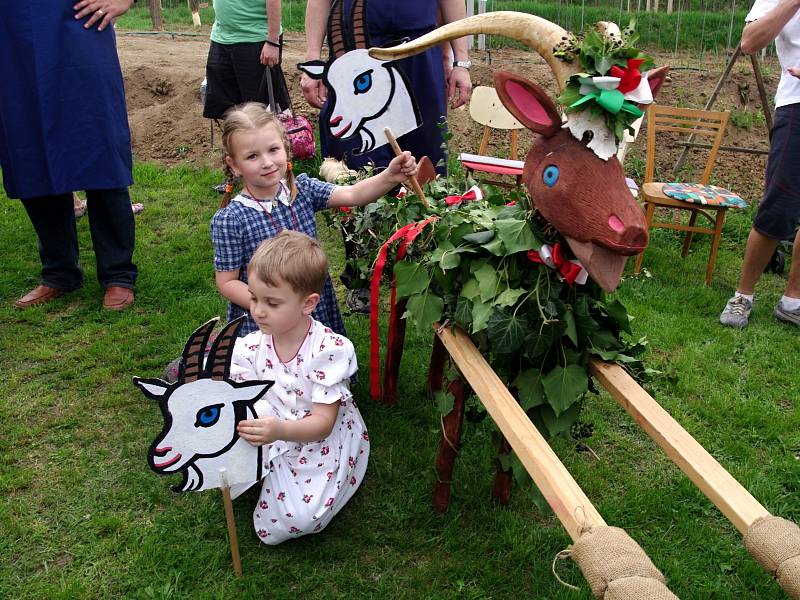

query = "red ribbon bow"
526;243;584;285
444;186;482;206
609;58;645;94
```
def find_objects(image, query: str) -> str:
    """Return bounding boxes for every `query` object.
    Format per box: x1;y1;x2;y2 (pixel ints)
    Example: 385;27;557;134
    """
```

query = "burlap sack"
744;516;800;599
571;526;679;599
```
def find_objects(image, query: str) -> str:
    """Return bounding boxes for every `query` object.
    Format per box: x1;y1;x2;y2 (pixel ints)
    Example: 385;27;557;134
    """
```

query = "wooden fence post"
150;0;163;31
188;0;201;27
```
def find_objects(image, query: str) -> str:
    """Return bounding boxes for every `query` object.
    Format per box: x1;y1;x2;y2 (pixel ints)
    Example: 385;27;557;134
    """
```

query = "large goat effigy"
367;12;800;599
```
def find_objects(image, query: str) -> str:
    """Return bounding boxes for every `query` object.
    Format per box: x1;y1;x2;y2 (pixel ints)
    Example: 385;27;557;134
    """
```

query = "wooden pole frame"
589;359;770;534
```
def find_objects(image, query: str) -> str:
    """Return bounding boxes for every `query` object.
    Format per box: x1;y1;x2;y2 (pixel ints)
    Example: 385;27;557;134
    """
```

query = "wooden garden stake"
383;127;430;209
219;469;243;577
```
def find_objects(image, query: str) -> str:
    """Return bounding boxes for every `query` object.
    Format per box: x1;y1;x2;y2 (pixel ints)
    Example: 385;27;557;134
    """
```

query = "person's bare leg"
735;228;780;295
783;227;800;298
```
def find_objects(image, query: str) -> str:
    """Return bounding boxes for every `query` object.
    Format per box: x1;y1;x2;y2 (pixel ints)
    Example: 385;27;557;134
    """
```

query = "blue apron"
319;0;447;173
0;3;133;200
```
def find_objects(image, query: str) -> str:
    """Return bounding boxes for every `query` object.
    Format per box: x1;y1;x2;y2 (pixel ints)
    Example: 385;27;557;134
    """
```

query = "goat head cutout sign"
297;0;422;154
370;13;670;292
134;317;273;493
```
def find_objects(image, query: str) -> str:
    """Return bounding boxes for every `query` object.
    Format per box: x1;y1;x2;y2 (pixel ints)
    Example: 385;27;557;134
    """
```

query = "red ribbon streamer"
526;242;584;285
609;58;644;94
369;217;439;401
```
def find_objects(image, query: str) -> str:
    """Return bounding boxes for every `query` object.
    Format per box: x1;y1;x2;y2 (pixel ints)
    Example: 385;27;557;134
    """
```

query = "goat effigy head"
370;12;669;291
133;317;272;491
298;0;421;153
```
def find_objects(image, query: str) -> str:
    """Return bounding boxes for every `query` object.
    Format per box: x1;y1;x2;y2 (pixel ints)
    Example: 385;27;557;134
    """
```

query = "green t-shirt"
211;0;280;45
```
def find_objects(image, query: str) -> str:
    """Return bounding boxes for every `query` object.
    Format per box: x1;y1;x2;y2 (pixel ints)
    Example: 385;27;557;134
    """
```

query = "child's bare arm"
327;151;418;208
215;270;251;310
237;402;338;445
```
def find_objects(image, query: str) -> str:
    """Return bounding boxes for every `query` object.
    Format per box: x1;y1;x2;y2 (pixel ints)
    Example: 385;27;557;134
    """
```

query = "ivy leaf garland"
333;178;649;443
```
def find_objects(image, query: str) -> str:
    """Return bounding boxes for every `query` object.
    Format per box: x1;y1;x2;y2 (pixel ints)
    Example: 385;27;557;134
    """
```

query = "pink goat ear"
494;71;562;137
646;66;670;101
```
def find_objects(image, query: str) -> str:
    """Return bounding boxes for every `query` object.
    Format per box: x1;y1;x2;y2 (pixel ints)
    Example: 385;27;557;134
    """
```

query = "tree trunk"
666;0;674;13
150;0;163;31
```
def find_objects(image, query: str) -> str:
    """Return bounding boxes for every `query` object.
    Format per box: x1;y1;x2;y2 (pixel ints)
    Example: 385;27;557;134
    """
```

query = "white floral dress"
229;318;369;545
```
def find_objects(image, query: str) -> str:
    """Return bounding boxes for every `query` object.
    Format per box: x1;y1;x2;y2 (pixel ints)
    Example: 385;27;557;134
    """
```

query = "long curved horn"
180;319;218;383
369;12;581;92
328;0;348;58
206;317;245;381
351;0;369;49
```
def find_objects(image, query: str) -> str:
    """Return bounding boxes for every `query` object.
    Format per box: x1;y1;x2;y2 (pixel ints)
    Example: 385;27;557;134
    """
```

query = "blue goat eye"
353;70;373;94
543;165;559;187
195;404;223;428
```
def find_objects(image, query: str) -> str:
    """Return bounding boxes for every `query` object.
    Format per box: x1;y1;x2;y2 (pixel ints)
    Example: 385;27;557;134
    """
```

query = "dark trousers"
203;38;290;119
21;188;137;291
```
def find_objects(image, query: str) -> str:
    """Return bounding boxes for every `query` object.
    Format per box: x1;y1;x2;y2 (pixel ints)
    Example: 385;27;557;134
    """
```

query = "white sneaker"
720;295;752;328
773;300;800;327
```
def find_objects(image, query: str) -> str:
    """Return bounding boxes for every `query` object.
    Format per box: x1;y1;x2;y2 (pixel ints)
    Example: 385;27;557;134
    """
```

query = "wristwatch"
452;59;472;70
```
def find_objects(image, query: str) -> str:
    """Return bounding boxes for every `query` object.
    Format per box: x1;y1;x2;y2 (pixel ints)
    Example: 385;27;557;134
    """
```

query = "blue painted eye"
195;404;223;428
542;165;559;187
353;70;373;94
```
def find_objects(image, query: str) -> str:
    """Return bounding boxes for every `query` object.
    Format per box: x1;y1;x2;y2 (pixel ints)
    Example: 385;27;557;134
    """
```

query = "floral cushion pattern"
662;182;748;209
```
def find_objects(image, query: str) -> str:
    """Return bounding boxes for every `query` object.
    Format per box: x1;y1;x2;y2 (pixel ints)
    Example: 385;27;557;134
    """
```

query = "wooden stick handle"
589;358;770;534
221;484;243;577
383;127;430;209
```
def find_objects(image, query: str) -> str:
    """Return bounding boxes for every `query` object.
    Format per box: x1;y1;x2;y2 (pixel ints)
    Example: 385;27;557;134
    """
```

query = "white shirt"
746;0;800;108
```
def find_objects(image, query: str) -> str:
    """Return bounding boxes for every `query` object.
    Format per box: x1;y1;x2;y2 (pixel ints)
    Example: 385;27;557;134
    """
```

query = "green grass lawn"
1;159;798;599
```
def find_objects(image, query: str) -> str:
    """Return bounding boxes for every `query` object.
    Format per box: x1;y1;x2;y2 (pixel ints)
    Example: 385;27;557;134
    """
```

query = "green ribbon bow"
570;88;644;118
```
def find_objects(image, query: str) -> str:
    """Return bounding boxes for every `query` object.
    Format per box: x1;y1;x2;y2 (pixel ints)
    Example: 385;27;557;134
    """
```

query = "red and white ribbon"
527;243;588;285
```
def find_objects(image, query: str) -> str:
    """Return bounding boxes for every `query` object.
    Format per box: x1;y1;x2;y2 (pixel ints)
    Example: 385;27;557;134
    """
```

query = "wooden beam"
589;359;770;535
437;326;606;540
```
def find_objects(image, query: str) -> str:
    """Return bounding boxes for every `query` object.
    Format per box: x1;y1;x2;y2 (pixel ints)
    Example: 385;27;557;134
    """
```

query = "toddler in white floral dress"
230;230;369;544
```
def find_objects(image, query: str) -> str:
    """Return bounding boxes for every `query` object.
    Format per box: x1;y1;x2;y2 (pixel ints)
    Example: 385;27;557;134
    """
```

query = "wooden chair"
458;86;525;189
634;105;742;286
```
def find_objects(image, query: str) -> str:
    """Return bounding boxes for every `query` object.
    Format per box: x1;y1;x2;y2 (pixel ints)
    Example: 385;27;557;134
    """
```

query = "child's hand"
386;151;419;183
789;66;800;78
237;416;284;446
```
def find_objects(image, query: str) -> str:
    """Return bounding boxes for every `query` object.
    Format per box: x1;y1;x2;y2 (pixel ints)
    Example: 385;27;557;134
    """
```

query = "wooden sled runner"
414;325;800;599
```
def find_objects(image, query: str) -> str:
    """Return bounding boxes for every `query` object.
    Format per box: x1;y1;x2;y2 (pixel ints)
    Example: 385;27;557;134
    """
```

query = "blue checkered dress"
211;173;346;338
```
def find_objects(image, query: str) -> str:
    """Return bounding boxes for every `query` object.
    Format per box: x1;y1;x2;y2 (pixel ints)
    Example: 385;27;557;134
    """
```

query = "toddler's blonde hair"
219;102;297;208
248;230;328;296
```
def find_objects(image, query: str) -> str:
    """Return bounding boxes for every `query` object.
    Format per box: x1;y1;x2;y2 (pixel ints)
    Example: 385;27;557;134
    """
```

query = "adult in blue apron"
0;1;137;310
300;0;471;311
301;0;472;175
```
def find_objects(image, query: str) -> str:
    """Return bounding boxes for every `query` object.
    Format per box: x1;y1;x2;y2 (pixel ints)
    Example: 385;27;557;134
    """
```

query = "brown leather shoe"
102;286;135;311
13;285;65;309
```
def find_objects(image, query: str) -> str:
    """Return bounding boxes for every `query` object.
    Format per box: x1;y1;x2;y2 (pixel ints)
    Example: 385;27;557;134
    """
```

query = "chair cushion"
662;182;748;208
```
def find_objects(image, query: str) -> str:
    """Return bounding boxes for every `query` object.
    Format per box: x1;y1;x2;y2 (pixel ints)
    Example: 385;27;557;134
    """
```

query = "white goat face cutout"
134;317;274;493
138;377;272;492
298;51;421;154
564;110;617;161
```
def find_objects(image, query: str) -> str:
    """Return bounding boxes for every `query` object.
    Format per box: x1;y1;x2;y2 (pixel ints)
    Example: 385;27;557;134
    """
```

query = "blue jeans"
21;188;137;291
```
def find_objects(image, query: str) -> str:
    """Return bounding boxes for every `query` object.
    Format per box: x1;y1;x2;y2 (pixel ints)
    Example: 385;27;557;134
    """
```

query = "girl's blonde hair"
248;230;328;296
219;102;297;208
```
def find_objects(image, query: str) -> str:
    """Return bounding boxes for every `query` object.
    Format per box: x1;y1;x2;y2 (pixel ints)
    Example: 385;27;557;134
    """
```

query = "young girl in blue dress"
211;102;417;337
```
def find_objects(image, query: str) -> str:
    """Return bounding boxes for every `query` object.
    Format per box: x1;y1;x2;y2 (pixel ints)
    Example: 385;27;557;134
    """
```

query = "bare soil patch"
118;30;776;198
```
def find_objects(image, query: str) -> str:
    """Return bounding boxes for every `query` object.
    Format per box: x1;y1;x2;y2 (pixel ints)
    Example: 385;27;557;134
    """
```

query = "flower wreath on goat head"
554;20;657;160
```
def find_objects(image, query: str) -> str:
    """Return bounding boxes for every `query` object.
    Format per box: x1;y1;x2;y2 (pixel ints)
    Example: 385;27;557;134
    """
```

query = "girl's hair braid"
219;102;298;208
220;161;237;209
